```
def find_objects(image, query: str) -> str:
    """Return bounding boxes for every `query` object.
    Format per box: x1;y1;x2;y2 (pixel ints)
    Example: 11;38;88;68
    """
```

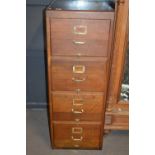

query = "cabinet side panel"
46;10;54;148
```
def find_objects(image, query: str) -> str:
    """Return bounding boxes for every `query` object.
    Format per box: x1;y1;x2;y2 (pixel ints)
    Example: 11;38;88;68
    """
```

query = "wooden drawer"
52;91;105;121
51;19;110;40
53;122;101;149
52;39;108;56
51;19;111;56
51;56;108;91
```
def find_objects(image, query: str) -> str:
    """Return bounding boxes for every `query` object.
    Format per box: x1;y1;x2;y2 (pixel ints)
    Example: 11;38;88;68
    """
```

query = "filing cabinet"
45;0;115;149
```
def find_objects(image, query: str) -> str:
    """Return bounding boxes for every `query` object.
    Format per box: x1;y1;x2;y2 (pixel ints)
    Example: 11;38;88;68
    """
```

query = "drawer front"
51;57;107;91
52;91;105;121
51;19;110;40
51;19;111;56
53;122;101;149
52;39;108;57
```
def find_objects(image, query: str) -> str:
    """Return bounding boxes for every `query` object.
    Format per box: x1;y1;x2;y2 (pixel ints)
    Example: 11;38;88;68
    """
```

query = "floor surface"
27;109;129;155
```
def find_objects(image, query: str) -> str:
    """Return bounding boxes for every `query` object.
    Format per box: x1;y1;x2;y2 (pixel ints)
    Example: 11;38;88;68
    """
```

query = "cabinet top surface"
47;0;115;11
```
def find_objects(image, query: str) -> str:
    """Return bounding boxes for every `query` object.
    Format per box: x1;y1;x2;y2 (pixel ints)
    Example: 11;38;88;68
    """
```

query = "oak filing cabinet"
45;0;115;149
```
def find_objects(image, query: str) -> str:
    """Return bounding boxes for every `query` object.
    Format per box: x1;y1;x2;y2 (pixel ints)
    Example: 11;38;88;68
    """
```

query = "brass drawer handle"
73;98;84;106
72;77;86;82
73;65;85;74
73;40;86;45
71;136;83;141
72;108;84;114
73;25;87;35
72;127;83;134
